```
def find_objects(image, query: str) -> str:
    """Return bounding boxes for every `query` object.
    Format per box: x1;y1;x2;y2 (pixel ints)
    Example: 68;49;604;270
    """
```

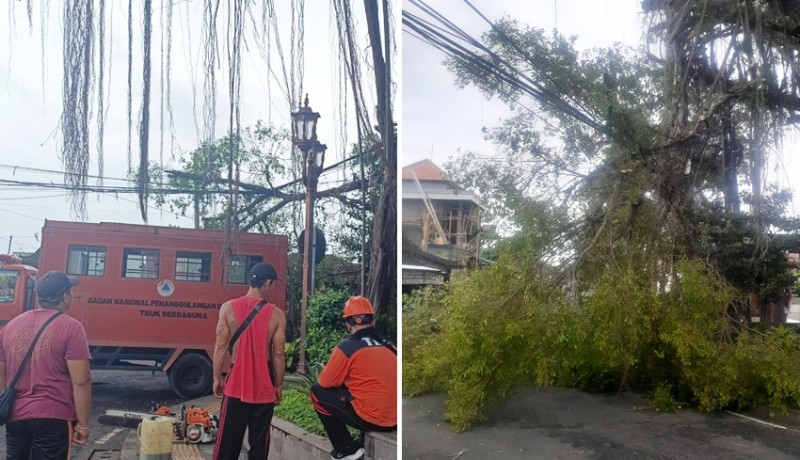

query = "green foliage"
405;255;800;431
402;287;448;397
284;362;324;392
698;188;800;304
284;338;301;373
274;388;326;437
144;122;295;234
650;384;679;413
306;290;351;366
404;245;566;431
376;306;398;345
277;384;360;440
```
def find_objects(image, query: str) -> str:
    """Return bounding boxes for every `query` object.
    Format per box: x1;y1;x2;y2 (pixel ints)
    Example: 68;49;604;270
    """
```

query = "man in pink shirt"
0;270;92;459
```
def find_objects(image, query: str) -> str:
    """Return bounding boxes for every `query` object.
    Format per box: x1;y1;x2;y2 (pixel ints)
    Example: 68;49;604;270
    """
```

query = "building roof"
402;159;448;181
402;160;480;205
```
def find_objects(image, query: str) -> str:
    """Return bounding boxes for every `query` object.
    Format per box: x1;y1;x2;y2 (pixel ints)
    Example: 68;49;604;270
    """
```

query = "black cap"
249;263;278;282
37;271;80;303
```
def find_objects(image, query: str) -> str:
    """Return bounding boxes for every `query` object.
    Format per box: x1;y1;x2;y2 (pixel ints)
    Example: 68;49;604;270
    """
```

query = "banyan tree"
405;0;800;319
7;0;396;315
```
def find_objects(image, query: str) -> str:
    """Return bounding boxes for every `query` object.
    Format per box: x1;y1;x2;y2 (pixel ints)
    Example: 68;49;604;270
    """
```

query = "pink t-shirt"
0;309;91;422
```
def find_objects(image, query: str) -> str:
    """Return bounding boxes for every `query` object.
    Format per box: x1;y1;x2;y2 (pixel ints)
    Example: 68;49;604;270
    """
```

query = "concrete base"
270;417;331;460
270;418;397;460
364;431;397;460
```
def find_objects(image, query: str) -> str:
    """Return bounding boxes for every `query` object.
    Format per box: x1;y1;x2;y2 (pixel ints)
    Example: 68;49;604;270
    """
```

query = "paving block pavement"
121;394;397;460
121;395;219;460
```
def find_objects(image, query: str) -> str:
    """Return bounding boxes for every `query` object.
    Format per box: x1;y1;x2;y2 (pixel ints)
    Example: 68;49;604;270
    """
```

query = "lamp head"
291;94;321;145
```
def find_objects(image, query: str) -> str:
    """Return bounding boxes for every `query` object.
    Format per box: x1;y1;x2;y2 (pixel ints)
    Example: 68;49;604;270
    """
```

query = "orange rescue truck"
0;220;288;399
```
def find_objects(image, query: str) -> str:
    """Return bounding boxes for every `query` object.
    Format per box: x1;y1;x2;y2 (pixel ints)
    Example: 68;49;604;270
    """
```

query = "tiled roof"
402;159;447;181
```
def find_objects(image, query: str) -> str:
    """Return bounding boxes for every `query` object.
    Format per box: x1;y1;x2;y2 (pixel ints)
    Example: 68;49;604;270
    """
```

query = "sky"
401;0;800;215
0;1;386;254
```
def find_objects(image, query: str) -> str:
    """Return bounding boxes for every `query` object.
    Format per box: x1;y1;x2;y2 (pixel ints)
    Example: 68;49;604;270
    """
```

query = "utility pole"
7;236;11;254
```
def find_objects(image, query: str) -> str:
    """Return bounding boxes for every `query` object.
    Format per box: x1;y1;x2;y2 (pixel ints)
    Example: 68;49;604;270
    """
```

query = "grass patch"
275;388;326;436
274;387;361;440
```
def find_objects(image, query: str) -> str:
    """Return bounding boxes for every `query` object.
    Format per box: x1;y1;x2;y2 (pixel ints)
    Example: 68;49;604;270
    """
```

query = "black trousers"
6;418;71;460
310;383;396;452
212;395;275;460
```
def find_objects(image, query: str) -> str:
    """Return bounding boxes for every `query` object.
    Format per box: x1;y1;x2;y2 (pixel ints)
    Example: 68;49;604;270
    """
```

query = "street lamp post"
291;95;324;374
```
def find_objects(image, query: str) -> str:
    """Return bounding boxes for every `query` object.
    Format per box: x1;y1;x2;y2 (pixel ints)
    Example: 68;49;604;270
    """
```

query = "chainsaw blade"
99;409;177;429
97;414;146;429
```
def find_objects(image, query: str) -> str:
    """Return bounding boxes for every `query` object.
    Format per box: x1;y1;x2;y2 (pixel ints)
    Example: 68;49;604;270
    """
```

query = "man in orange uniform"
212;262;286;460
310;296;396;460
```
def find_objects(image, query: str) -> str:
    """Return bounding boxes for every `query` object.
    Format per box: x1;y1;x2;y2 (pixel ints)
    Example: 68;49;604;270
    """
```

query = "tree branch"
240;181;362;231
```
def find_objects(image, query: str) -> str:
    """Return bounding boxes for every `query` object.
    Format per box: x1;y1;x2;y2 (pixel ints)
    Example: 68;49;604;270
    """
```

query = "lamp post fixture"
291;95;324;374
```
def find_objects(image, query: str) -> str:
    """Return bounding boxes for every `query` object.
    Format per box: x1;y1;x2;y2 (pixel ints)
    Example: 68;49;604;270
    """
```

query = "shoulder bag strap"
227;300;268;355
367;329;397;356
8;311;63;390
380;337;397;355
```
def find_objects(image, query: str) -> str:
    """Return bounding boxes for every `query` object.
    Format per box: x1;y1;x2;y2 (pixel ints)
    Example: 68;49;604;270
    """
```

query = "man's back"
224;297;277;404
320;328;397;427
0;309;90;422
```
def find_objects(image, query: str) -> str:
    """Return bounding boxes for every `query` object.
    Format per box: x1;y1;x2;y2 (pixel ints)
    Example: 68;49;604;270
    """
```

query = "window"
227;255;263;284
175;251;212;282
67;245;106;276
0;270;18;303
123;248;160;279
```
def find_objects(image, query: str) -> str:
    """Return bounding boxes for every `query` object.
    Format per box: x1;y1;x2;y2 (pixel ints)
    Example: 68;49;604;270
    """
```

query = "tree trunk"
363;0;396;318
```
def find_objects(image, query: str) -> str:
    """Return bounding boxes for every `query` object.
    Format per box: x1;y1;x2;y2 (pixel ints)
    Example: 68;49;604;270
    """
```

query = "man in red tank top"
212;263;286;460
310;296;397;460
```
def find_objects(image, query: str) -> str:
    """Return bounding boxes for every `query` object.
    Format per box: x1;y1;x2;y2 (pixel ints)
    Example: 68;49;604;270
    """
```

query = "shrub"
650;383;679;412
306;290;350;366
401;287;448;397
307;289;396;367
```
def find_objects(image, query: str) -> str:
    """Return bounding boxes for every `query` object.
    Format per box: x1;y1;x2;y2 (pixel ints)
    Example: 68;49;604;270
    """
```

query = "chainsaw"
99;402;219;444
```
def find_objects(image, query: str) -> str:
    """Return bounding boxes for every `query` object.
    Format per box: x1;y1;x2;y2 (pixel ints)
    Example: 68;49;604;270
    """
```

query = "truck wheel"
168;353;213;399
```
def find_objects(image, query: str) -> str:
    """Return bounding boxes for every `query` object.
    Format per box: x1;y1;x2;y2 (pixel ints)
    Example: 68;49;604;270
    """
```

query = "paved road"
403;387;800;460
0;369;182;459
787;299;800;323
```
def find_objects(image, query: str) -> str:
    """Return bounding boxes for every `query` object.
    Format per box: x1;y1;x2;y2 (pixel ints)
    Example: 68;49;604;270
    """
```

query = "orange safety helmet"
343;296;375;325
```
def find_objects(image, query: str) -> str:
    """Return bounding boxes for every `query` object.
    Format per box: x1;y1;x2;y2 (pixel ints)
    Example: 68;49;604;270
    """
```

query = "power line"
0;193;70;201
0;235;39;252
0;178;265;195
0;163;131;182
0;206;49;222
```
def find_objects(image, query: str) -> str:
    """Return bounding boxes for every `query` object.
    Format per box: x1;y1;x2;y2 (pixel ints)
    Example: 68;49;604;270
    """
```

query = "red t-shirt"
224;297;276;404
0;309;91;422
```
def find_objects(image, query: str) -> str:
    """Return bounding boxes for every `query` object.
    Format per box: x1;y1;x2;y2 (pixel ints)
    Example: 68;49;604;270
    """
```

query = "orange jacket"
318;328;397;427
